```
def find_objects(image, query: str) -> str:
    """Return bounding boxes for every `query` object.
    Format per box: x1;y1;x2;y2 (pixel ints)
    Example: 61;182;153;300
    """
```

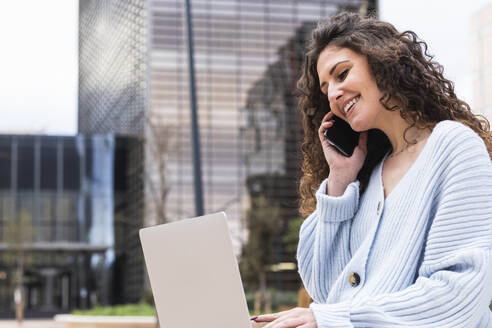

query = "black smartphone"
323;114;360;157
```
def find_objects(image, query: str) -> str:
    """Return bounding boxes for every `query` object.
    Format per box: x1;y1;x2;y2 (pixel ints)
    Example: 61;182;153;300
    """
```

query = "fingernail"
250;316;258;321
329;120;335;123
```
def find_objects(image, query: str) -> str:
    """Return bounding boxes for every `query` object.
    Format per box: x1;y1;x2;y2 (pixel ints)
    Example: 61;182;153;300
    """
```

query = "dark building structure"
77;0;377;302
78;1;147;303
0;134;130;317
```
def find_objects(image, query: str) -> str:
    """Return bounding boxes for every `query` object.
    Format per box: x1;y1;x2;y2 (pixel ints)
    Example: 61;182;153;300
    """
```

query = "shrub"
245;289;298;314
72;304;155;316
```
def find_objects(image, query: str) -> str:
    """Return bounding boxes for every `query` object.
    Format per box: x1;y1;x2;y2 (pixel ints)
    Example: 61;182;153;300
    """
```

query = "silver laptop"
139;212;252;328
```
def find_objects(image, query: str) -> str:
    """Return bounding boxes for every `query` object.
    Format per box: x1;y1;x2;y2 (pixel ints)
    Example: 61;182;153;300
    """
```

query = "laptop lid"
139;212;251;328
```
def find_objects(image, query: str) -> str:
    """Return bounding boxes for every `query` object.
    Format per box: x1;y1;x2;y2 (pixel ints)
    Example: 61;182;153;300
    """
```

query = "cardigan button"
377;201;382;215
349;272;360;287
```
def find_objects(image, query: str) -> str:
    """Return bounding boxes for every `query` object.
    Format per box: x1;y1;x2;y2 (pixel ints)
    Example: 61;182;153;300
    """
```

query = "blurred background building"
78;0;147;305
77;0;376;306
0;134;130;316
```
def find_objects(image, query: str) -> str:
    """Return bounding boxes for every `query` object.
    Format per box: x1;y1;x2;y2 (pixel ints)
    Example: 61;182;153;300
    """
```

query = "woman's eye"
338;69;349;81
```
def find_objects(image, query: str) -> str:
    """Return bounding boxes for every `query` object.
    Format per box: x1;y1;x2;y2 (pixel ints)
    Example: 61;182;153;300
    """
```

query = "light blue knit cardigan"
297;120;492;327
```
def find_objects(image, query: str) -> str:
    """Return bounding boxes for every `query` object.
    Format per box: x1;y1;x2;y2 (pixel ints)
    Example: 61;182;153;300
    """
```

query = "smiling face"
317;45;389;132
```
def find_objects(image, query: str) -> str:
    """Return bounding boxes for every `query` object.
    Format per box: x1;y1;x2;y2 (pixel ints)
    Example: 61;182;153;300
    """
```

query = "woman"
253;12;492;327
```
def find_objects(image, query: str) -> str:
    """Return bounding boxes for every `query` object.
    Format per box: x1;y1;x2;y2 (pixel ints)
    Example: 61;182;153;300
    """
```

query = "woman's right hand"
318;111;368;196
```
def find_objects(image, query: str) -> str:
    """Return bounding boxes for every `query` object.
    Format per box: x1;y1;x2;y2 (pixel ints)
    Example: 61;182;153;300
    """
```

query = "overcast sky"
0;0;490;135
0;0;78;135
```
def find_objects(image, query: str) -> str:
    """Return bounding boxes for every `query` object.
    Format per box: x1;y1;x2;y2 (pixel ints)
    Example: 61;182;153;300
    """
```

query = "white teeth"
344;96;359;114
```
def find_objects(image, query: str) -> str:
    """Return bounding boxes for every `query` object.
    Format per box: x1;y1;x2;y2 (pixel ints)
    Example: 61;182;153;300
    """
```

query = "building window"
0;138;11;190
17;139;34;191
40;138;57;190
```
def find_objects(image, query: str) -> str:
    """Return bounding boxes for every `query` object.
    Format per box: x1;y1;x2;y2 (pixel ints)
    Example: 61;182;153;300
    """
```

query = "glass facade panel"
40;141;57;190
0;195;14;241
0;134;122;316
17;194;34;220
0;137;11;190
58;193;78;242
63;139;80;191
87;135;114;247
39;194;55;242
17;139;34;190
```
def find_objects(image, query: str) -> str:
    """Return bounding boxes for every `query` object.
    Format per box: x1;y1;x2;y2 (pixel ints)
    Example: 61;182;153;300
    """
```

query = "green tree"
239;195;281;312
283;217;303;254
4;209;34;323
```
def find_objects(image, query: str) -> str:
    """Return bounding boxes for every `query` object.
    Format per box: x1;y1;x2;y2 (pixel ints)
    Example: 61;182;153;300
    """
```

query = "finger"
255;308;296;323
318;120;335;140
321;111;334;124
263;316;306;328
318;120;334;134
254;312;282;322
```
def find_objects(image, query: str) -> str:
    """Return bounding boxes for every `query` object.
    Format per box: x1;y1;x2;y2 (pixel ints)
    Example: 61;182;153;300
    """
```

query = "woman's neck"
378;111;430;157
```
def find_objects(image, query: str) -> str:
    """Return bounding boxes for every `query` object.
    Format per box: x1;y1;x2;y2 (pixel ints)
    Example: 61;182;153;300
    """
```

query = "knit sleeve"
297;178;360;303
309;126;492;327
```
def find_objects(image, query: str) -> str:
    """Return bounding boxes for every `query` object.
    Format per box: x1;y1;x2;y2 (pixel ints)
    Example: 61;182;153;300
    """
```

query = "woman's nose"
328;85;343;103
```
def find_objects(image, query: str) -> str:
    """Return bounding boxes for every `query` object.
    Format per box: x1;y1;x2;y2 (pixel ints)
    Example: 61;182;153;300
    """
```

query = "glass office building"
78;0;376;301
0;134;129;317
78;0;147;303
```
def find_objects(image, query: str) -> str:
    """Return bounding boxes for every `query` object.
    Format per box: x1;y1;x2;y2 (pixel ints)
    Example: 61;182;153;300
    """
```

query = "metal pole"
184;0;204;216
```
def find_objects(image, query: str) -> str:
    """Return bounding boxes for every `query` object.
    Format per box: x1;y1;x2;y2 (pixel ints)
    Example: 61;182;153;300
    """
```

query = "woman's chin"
349;121;363;132
348;116;369;133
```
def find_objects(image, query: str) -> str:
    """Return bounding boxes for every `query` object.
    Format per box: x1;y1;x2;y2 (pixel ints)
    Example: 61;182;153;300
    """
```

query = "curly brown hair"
297;12;492;217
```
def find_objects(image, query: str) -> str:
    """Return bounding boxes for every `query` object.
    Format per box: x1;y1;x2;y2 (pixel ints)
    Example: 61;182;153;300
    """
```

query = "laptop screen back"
139;212;251;328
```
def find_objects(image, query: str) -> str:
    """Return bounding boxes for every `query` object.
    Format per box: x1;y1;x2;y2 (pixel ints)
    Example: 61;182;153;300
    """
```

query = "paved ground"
0;319;268;327
0;320;65;328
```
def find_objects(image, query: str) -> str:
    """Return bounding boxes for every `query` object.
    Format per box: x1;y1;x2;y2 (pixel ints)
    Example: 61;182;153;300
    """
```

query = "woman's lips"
346;102;356;118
